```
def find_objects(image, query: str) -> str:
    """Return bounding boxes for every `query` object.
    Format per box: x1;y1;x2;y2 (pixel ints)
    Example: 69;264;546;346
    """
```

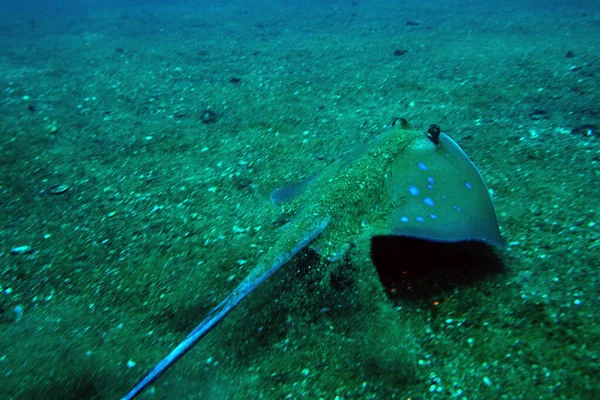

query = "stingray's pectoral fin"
121;217;330;400
388;131;504;247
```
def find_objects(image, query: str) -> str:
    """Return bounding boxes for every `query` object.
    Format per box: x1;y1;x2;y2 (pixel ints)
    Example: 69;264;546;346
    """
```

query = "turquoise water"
1;1;599;399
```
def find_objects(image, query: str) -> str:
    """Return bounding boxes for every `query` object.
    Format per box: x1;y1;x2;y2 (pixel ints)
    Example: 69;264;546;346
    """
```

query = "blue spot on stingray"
465;181;473;189
453;205;462;211
430;214;438;219
418;162;428;171
400;216;409;223
408;185;420;196
423;197;435;207
416;216;425;222
428;177;435;184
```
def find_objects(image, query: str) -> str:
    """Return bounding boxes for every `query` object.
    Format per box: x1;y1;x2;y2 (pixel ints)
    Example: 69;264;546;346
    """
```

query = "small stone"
483;376;492;387
10;245;34;255
530;109;548;120
13;305;24;323
200;109;218;124
127;359;136;368
48;184;70;195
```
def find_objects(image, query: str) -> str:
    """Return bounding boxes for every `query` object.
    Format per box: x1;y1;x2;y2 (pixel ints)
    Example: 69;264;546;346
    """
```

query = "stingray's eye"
427;124;441;145
392;117;410;129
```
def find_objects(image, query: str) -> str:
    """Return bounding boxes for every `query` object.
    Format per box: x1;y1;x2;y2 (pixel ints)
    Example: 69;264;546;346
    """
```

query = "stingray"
122;118;504;399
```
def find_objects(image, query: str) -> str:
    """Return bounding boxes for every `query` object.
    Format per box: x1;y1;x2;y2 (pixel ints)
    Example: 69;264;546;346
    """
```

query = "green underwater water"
0;1;599;399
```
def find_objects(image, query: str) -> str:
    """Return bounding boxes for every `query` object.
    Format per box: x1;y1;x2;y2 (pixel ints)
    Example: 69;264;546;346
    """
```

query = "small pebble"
13;305;24;323
48;184;70;195
10;245;34;255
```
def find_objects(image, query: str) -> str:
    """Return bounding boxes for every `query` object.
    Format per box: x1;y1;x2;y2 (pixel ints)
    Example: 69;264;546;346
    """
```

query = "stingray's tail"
122;217;330;400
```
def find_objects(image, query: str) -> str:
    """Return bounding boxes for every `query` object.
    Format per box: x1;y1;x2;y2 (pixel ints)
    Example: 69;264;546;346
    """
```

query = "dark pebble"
48;184;70;195
571;124;597;137
201;109;219;124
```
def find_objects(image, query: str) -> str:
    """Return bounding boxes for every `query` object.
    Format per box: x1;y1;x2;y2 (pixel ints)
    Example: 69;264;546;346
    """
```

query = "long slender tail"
122;217;330;400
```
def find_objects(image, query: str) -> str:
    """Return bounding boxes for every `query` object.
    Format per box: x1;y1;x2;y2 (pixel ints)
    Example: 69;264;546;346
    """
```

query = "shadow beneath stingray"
371;236;505;300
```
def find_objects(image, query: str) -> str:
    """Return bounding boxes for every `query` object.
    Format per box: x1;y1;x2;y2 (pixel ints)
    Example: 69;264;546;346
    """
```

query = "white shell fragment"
10;245;34;255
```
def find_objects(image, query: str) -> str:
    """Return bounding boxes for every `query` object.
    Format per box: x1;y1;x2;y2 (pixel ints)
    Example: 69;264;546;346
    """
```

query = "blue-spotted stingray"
123;118;504;399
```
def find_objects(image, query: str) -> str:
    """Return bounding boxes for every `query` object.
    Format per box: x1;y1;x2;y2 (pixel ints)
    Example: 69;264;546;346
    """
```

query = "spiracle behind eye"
426;124;441;145
391;117;410;129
